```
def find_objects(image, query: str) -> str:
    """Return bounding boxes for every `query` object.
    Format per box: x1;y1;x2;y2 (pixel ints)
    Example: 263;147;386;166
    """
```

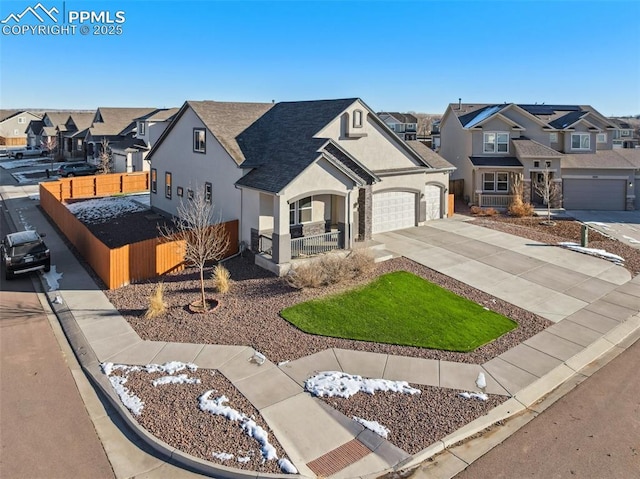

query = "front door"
531;171;552;205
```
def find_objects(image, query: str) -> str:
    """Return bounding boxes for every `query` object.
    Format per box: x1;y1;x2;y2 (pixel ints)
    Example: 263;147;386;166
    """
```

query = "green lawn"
280;271;517;352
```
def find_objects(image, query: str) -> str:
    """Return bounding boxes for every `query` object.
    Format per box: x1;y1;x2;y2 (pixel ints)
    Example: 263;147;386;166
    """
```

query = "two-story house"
609;118;639;149
146;98;455;275
83;107;158;165
377;112;418;141
0;110;42;146
439;102;640;211
58;112;96;158
110;108;179;173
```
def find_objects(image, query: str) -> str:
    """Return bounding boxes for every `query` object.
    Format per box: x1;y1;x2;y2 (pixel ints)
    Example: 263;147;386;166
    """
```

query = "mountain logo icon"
1;3;59;24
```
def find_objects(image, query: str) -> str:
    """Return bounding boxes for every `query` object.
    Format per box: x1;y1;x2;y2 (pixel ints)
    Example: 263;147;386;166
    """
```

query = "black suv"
57;162;98;177
1;230;51;280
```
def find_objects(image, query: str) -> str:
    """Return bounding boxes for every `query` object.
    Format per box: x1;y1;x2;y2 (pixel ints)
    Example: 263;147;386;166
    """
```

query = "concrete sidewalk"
3;184;639;479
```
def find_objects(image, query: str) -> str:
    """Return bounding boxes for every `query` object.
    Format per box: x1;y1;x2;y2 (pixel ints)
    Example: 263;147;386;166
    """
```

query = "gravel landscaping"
69;199;639;472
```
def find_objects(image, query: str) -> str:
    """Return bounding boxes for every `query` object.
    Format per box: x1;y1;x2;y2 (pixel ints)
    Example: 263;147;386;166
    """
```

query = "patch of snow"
42;266;63;291
278;458;298;474
211;452;234;461
0;158;61;169
558;242;625;264
144;361;198;375
585;221;611;229
305;371;421;398
476;372;486;389
623;235;640;244
237;456;251;464
29;194;40;201
152;374;201;386
67;196;147;224
459;391;489;401
16;209;34;230
52;295;63;304
107;374;145;415
353;416;389;438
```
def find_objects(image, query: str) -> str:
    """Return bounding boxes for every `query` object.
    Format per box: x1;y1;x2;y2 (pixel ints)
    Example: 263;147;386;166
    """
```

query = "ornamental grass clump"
144;282;167;319
212;264;231;294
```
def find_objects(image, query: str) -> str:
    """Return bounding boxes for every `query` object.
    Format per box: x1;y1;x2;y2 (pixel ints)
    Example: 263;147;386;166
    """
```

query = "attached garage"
563;178;626;210
424;184;442;220
372;191;416;233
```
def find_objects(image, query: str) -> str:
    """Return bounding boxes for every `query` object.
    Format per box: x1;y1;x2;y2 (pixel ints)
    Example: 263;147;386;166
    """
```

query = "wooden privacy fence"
448;194;455;217
45;171;150;201
39;173;239;289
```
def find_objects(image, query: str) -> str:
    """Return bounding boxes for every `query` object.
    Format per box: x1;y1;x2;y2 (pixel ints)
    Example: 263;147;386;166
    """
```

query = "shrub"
470;206;498;217
346;248;375;276
508;200;535;217
212;264;231;294
284;262;325;289
319;254;353;285
144;282;167;319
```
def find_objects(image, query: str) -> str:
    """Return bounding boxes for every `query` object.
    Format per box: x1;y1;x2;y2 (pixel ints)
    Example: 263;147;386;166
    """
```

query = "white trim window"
483;172;509;192
571;133;590;150
139;121;146;136
549;132;558;143
596;133;607;143
483;132;509;153
193;128;206;153
353;110;363;128
18;117;25;124
289;196;312;225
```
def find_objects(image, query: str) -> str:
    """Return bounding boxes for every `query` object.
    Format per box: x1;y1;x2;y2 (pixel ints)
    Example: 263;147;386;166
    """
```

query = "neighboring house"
58;112;95;158
377;112;418;140
25;119;45;147
609;118;640;149
84;107;158;166
430;119;441;150
111;108;179;173
147;98;455;274
0;110;42;146
439;102;640;211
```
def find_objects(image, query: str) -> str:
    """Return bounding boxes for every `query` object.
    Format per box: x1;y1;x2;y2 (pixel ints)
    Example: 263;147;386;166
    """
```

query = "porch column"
271;195;291;264
339;192;351;249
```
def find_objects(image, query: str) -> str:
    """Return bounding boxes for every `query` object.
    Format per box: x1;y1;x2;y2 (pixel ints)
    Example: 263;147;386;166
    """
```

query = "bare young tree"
533;167;562;224
160;188;230;311
98;138;112;174
41;136;57;173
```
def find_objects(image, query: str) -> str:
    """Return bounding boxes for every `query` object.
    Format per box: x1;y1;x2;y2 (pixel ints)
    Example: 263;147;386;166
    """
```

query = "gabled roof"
512;138;563;158
448;103;615;132
89;107;158;137
25;119;44;135
42;110;92;128
0;110;22;122
405;141;455;170
378;112;418;124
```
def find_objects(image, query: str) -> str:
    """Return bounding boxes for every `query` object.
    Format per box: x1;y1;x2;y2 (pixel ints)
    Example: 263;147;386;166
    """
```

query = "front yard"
281;271;517;351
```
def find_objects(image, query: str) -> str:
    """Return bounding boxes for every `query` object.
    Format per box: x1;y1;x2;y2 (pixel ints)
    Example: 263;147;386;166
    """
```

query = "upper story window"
596;133;607;143
483;132;509;153
571;133;590;150
18;117;25;124
204;182;212;203
13;129;19;135
193;128;206;153
165;172;172;199
549;132;558;143
139;121;146;136
406;123;417;131
151;168;157;194
353;110;363;128
289;196;312;225
621;129;631;137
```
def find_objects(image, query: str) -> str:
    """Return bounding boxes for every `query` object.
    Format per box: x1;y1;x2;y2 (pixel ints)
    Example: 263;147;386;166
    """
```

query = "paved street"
455;338;640;479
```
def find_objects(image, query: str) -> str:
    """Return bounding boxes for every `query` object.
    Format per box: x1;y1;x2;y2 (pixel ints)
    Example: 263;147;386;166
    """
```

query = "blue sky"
1;0;639;115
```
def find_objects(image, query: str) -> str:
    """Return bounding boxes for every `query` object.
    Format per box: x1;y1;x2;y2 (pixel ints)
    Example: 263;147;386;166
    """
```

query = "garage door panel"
373;191;415;234
563;179;625;211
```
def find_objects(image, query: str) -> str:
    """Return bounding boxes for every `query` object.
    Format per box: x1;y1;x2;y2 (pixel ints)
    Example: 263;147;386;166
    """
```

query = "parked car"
8;146;48;159
1;230;51;280
56;162;98;177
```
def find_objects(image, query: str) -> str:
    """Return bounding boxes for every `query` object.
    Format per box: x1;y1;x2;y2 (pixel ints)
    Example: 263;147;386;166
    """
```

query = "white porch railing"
479;194;515;208
291;231;342;258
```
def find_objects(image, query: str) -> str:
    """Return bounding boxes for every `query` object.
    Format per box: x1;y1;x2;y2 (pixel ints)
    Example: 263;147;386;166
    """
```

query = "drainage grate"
306;439;372;477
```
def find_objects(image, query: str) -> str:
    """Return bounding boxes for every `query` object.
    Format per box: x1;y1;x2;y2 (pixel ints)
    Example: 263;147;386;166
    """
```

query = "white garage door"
563;179;626;211
424;184;441;221
373;191;415;234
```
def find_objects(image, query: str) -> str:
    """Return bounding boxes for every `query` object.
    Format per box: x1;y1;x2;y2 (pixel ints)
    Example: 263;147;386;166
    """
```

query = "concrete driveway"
566;210;640;249
375;219;632;323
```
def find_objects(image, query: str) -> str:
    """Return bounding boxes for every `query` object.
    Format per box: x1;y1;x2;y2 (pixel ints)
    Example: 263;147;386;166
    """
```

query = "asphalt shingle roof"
89;107;158;137
405;141;455;169
469;156;522;167
563;149;640;169
512;138;563;158
378;112;418;124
